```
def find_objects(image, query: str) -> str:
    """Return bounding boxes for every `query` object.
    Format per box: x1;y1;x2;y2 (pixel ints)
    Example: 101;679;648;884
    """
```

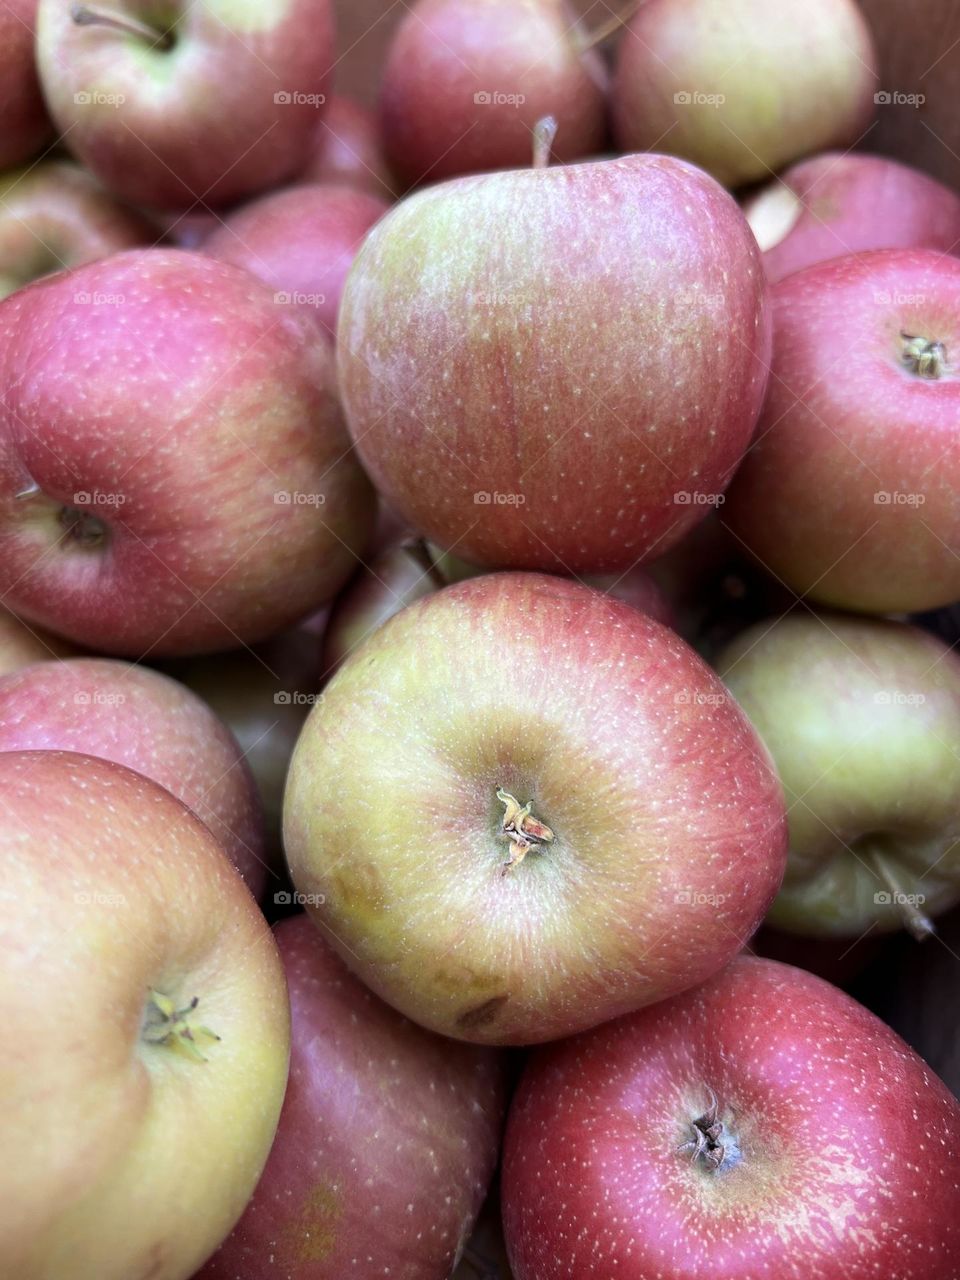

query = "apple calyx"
141;990;221;1063
677;1087;731;1174
70;3;176;51
496;786;556;875
532;117;559;172
59;505;108;549
901;332;948;380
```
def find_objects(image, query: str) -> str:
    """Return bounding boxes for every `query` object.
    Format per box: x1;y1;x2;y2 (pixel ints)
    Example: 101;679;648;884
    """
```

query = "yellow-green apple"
724;249;960;614
36;0;335;210
197;913;506;1278
337;153;771;574
745;153;960;283
0;0;51;168
0;749;290;1280
613;0;877;189
204;183;389;340
301;94;397;198
285;573;788;1045
716;613;960;939
0;249;375;656
0;604;75;674
0;160;151;299
380;0;607;188
501;954;960;1280
0;657;269;896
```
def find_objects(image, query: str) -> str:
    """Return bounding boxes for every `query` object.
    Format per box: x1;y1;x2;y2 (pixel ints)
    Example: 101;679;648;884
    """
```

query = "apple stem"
532;117;559;171
15;481;41;501
574;0;643;53
70;3;175;49
869;847;936;941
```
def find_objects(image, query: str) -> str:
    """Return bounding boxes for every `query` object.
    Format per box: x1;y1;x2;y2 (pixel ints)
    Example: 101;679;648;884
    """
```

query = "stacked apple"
1;0;960;1278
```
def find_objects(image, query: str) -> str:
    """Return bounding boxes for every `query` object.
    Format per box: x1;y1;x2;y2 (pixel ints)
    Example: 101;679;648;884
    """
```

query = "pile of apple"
3;0;960;1276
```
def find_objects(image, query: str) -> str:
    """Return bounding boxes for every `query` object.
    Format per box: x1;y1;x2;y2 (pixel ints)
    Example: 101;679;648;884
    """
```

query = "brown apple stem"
71;3;174;49
574;0;644;52
869;847;936;941
532;117;559;171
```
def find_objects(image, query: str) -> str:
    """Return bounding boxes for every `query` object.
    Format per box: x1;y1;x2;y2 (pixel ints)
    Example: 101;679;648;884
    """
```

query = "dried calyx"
901;332;947;380
678;1088;728;1173
496;786;555;875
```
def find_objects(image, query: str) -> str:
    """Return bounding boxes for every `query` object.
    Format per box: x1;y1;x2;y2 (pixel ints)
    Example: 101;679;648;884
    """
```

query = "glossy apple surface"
0;249;375;656
198;913;505;1278
0;0;51;168
502;954;960;1279
285;573;787;1045
338;153;770;574
0;750;290;1280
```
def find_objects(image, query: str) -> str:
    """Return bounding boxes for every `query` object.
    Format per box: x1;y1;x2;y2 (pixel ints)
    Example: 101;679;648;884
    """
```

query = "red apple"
204;183;389;340
285;573;787;1045
725;248;960;614
301;94;397;198
380;0;607;188
0;160;151;299
197;913;506;1278
338;152;771;575
0;749;289;1280
36;0;336;210
502;954;960;1279
0;249;375;656
0;0;51;168
0;657;269;897
745;152;960;283
0;605;76;674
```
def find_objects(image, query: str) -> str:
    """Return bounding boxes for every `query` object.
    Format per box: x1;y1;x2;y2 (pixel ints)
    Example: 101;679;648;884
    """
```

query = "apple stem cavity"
869;847;936;941
574;0;644;52
901;332;948;380
141;990;221;1063
59;505;108;549
496;786;555;875
70;3;175;50
532;117;559;171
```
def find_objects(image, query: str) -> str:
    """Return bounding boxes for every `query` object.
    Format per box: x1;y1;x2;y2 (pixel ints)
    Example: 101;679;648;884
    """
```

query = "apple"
380;0;607;188
0;656;270;897
745;152;960;283
0;249;375;656
337;151;771;575
715;611;960;940
151;208;222;249
501;953;960;1280
724;248;960;614
0;0;51;169
613;0;878;189
0;749;289;1280
197;912;505;1278
204;183;389;340
36;0;336;210
301;94;397;198
0;160;151;300
285;573;788;1045
0;605;75;674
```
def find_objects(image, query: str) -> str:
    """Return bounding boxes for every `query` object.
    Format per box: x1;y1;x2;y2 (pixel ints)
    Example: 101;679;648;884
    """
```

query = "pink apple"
0;749;289;1280
0;605;75;675
36;0;336;209
301;94;397;198
0;0;51;168
502;954;960;1279
198;913;506;1278
204;183;389;339
725;248;960;613
0;657;269;896
745;152;960;282
0;249;375;655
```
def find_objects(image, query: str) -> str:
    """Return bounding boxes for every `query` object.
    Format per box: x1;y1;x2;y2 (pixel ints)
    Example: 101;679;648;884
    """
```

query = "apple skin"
613;0;878;189
204;183;389;340
715;612;960;939
724;249;960;614
197;913;506;1279
0;160;152;299
338;153;771;575
36;0;335;210
0;249;375;656
0;605;76;674
501;954;960;1280
380;0;607;189
0;657;270;897
0;749;290;1280
285;573;788;1046
300;94;397;199
0;0;51;169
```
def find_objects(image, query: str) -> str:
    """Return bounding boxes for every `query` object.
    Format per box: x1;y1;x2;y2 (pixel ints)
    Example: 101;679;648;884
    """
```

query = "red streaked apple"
285;573;788;1045
745;152;960;283
0;249;375;656
725;248;960;614
337;152;771;575
301;94;397;198
0;749;290;1280
197;913;506;1279
0;605;75;674
613;0;878;188
204;183;389;340
36;0;336;210
0;0;51;168
0;657;269;897
0;160;151;299
501;954;960;1280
